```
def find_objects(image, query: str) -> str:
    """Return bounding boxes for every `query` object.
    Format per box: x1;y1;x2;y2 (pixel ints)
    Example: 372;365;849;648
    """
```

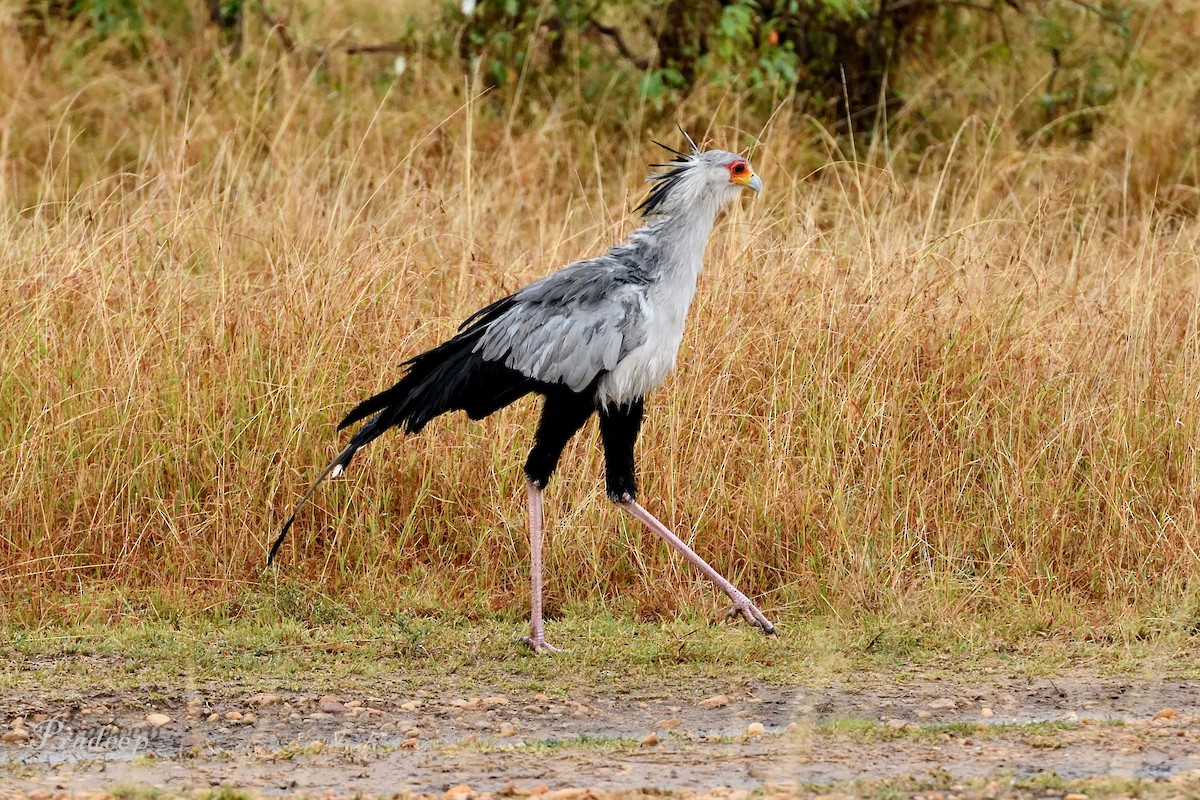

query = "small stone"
1154;708;1178;720
207;713;220;723
223;711;243;722
886;718;908;729
916;710;933;720
2;729;30;743
700;694;730;709
248;693;281;707
483;696;510;707
444;785;474;800
1064;794;1089;800
145;713;172;728
320;700;346;714
640;731;659;747
400;737;418;749
534;694;550;702
240;712;257;725
980;707;994;718
928;698;957;710
746;722;765;737
656;718;681;729
498;722;517;737
400;700;422;711
346;700;362;708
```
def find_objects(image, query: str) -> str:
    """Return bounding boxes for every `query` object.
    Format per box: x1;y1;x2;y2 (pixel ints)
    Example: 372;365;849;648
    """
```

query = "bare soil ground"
3;668;1199;798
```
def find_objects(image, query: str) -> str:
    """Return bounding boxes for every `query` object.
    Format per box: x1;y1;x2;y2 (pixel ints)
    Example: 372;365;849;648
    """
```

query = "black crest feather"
637;131;701;217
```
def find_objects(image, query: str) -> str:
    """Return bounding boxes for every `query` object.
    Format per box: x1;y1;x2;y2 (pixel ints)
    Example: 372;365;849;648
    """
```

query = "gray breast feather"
473;258;649;392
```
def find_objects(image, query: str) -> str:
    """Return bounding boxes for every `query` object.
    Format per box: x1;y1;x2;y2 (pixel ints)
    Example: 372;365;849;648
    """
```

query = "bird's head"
636;132;762;219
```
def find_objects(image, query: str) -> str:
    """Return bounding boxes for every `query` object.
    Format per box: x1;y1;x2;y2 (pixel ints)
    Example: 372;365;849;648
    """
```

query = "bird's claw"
521;636;565;655
725;602;777;637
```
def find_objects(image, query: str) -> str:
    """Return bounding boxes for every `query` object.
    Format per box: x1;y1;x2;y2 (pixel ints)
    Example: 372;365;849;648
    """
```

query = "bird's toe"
521;636;565;655
725;603;777;636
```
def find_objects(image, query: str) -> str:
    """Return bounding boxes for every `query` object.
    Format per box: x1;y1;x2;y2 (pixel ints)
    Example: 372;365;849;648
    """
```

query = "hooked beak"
734;172;763;193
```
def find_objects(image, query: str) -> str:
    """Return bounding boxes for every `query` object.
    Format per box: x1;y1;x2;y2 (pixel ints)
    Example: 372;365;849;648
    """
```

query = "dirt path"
2;669;1198;798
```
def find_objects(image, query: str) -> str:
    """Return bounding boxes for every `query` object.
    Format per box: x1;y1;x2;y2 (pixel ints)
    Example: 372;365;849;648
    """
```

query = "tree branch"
343;41;408;56
587;18;652;71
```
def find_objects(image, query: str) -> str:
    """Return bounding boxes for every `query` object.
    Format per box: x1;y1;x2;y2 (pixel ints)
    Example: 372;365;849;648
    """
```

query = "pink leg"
523;482;562;654
618;500;776;635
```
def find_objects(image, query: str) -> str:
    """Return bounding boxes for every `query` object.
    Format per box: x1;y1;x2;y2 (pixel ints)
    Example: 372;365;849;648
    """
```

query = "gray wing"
473;257;649;392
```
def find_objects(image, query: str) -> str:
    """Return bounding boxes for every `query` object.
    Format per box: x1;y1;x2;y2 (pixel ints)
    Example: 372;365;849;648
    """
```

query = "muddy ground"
2;668;1198;798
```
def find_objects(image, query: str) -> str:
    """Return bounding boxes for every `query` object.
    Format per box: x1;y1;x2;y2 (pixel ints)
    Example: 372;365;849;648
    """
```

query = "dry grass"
2;3;1200;637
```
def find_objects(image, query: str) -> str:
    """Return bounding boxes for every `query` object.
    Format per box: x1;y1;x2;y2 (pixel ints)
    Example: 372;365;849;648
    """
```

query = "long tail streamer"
267;442;358;565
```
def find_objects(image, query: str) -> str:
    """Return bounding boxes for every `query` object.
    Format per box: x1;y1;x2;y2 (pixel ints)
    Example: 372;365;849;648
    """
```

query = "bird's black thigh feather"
524;390;596;488
598;398;644;502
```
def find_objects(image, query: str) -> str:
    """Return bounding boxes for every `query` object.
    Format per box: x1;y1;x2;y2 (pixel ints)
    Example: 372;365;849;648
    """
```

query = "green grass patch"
4;601;1199;698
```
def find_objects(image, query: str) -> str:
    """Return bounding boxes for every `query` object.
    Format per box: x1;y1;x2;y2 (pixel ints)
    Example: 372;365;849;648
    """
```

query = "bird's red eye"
731;162;747;175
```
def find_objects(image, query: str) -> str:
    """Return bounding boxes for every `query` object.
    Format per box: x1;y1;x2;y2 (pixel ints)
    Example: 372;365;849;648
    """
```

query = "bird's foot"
521;636;564;655
725;600;777;636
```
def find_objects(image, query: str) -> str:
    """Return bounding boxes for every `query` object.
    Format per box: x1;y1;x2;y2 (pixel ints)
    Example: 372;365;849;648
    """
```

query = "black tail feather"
269;410;400;565
267;440;359;566
271;328;535;565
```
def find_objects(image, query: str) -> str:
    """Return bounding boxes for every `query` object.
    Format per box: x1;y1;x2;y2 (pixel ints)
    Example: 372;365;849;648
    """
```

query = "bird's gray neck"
629;201;723;287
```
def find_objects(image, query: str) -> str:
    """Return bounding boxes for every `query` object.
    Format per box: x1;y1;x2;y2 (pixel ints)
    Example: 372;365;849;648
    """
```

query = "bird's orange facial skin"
727;160;756;186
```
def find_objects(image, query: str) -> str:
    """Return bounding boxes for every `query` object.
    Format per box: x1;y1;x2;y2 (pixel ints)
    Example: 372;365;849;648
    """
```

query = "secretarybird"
269;133;775;652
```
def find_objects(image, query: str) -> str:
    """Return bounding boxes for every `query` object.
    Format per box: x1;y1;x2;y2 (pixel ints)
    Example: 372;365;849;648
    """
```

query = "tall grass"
2;4;1199;634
